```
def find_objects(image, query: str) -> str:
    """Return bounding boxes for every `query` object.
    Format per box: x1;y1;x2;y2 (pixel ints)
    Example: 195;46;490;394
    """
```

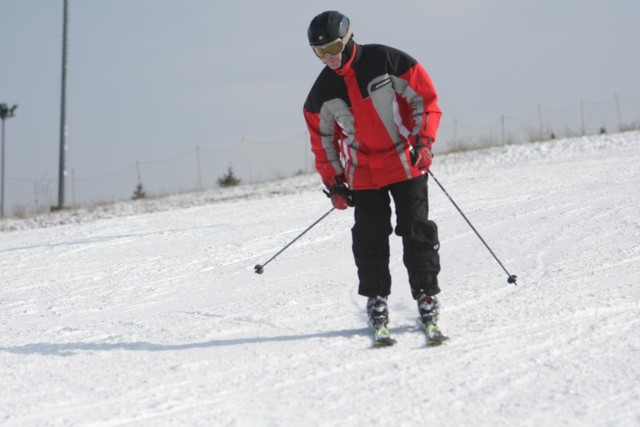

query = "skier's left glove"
323;176;354;210
411;137;434;172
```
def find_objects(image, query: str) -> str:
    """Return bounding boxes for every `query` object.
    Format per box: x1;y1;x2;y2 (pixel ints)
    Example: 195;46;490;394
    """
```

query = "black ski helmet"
307;11;351;46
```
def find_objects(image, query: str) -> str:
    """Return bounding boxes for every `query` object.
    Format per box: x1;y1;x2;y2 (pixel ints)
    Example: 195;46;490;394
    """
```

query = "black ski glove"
411;137;434;172
323;176;354;210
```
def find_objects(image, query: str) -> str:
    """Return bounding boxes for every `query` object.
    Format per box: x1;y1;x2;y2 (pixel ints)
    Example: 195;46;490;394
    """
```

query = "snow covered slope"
1;132;639;426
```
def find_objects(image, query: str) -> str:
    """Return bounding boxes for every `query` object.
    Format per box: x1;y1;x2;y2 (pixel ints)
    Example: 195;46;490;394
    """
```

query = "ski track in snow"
1;132;639;426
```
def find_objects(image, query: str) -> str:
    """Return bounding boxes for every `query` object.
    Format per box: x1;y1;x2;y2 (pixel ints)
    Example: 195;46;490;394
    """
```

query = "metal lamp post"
0;103;18;217
56;0;69;211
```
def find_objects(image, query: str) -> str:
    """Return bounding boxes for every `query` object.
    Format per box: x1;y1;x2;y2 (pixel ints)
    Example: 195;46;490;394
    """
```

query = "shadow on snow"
1;325;423;356
1;326;413;356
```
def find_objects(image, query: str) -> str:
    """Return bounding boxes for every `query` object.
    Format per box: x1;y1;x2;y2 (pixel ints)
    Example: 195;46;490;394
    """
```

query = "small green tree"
132;183;147;200
218;166;241;187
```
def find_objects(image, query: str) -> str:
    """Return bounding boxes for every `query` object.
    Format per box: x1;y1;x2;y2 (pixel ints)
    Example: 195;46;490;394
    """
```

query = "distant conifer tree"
132;183;147;199
218;166;241;187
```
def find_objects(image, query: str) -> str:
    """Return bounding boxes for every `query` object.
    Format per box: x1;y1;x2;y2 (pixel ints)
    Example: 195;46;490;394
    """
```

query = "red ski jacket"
303;43;442;190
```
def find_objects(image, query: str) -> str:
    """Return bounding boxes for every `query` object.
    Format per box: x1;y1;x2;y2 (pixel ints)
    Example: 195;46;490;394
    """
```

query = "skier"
303;11;446;346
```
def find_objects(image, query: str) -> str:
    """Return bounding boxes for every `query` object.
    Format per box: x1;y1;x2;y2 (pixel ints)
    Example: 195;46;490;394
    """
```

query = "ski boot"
367;296;396;347
417;294;449;346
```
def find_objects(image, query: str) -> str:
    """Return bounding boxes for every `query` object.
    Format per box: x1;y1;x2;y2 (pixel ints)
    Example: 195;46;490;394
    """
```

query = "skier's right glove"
411;137;434;173
323;176;354;210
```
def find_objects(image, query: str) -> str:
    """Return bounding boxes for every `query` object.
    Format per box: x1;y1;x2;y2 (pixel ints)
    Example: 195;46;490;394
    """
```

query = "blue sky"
1;0;639;214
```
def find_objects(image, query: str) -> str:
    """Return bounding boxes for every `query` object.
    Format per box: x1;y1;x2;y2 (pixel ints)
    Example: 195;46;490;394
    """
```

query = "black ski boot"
366;296;396;347
416;294;449;346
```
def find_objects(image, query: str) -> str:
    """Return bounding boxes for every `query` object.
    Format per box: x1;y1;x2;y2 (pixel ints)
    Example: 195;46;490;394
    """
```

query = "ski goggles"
311;25;353;58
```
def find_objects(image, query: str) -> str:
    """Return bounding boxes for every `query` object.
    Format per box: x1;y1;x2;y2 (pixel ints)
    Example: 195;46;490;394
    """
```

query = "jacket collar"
335;43;360;76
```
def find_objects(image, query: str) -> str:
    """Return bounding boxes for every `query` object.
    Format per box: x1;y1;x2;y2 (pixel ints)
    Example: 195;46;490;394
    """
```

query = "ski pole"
254;207;336;274
428;170;518;285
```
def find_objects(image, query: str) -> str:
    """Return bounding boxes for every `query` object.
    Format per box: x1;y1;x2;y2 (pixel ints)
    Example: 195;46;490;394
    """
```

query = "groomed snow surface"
1;132;639;426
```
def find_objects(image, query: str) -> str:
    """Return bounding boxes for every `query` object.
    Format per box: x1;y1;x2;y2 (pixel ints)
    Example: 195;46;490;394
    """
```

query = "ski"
417;318;449;347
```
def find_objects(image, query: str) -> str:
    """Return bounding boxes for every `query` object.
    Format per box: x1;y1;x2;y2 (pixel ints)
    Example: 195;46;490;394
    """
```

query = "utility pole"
56;0;69;211
0;104;18;217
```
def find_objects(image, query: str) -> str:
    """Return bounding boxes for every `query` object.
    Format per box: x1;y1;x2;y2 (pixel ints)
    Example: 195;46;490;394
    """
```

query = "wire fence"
436;94;640;153
5;94;640;216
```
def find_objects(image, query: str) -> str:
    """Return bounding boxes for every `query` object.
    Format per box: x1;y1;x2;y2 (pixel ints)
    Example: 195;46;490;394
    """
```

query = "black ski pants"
351;174;440;299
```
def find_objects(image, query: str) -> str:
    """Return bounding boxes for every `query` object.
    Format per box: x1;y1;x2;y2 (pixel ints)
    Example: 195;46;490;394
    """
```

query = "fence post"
580;100;585;136
196;146;202;191
136;161;142;187
453;118;458;151
614;94;623;130
240;138;254;184
537;104;543;141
